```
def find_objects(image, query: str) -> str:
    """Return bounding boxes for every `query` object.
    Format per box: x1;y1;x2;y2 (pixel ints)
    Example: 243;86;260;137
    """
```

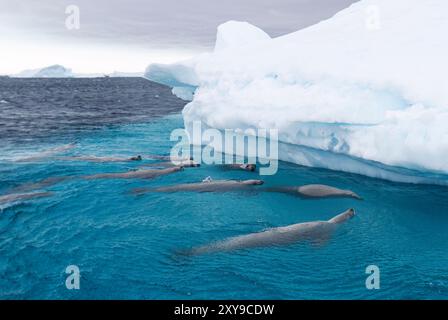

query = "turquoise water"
1;113;447;299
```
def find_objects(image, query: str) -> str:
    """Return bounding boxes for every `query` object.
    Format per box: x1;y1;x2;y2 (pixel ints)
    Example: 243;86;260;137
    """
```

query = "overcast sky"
0;0;357;74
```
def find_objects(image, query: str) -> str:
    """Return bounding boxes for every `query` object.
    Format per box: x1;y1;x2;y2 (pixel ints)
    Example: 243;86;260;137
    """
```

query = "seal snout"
348;208;356;217
239;164;256;171
246;164;256;172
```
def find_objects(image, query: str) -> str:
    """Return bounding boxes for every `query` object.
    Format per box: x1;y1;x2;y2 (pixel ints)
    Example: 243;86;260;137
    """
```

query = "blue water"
1;79;447;299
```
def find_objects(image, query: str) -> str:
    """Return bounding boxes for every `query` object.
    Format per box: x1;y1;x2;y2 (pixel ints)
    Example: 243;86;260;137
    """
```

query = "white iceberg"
145;0;448;184
15;65;74;78
12;67;144;79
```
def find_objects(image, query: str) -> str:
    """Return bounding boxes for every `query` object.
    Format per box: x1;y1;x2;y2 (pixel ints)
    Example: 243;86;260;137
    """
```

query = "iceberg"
145;0;448;184
145;60;199;101
12;67;143;79
15;65;74;78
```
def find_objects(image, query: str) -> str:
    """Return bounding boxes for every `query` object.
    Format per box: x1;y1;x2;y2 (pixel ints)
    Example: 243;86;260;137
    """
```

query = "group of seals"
0;164;184;206
3;146;361;256
1;148;184;206
126;158;361;255
131;179;361;200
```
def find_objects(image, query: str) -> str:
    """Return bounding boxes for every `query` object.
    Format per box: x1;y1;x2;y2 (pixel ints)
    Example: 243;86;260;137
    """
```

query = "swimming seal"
186;208;356;255
84;166;183;180
131;179;264;194
265;184;362;200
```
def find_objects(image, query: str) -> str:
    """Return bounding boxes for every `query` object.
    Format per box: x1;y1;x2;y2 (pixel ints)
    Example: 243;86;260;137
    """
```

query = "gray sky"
0;0;357;74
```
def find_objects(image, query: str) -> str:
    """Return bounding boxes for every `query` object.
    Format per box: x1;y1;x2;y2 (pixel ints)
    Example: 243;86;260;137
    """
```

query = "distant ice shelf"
145;0;448;184
13;66;143;78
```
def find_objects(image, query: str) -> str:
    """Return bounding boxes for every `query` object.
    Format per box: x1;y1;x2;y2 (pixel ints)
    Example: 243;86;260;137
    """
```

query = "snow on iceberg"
145;1;448;184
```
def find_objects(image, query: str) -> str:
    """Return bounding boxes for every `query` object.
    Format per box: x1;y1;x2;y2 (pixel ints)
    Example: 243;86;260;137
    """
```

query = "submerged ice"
145;0;448;184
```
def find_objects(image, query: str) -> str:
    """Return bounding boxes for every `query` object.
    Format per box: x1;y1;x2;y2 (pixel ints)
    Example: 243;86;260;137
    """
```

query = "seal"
131;178;264;194
265;184;362;200
140;159;200;168
0;192;54;205
147;154;193;161
222;164;256;172
57;155;142;162
10;176;70;193
84;166;183;180
186;208;356;255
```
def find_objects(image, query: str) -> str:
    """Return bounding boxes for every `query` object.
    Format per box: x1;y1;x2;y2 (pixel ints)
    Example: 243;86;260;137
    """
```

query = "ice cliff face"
145;0;448;184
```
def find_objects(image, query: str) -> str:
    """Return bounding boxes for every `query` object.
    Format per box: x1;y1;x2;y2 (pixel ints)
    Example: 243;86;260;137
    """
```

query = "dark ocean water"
0;78;447;300
0;77;185;144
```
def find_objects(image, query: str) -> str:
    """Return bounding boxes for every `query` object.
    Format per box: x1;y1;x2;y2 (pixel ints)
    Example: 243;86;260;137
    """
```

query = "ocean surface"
0;78;447;299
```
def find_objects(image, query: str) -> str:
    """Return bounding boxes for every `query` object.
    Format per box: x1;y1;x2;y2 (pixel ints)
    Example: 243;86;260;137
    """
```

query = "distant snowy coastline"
145;0;448;184
12;65;143;78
